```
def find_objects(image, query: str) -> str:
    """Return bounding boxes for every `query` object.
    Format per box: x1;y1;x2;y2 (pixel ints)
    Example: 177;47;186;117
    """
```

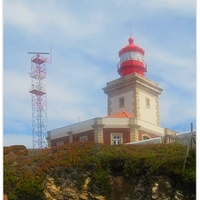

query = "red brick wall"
51;136;69;147
51;130;94;147
51;129;160;147
51;129;132;146
103;128;130;145
73;130;94;142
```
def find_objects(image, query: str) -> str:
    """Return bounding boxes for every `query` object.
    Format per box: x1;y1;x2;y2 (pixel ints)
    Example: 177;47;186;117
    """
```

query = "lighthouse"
48;36;171;146
117;37;147;77
103;36;163;127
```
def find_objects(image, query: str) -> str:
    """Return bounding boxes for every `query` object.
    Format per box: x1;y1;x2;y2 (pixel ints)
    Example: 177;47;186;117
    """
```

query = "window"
57;141;64;146
80;136;88;142
111;133;122;145
120;52;144;62
143;135;150;140
119;97;125;108
146;97;150;108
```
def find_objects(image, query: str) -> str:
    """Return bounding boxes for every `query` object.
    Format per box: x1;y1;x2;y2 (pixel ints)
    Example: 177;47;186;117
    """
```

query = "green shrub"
4;168;18;199
14;174;45;200
4;145;28;156
89;168;111;196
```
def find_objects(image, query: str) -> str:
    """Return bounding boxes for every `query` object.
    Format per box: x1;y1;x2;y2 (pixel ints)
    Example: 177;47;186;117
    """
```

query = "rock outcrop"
44;175;105;200
43;172;192;200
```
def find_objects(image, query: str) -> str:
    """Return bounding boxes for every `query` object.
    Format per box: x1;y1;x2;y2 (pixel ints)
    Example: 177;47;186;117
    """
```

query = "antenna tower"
28;52;51;148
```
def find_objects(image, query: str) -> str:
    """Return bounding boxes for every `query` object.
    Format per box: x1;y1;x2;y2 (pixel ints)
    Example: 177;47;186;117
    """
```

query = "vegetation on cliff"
4;142;196;199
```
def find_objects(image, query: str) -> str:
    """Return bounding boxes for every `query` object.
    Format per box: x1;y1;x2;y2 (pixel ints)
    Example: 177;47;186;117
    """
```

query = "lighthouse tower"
103;37;163;127
117;37;147;77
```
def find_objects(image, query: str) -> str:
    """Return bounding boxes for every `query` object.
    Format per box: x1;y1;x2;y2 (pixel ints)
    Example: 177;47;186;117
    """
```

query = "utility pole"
183;123;194;170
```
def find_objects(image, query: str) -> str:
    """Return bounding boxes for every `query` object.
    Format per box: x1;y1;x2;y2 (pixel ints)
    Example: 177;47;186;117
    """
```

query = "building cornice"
103;73;163;95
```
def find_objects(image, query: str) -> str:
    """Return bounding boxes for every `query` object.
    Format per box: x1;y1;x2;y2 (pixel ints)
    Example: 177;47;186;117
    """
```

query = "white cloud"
3;70;31;124
47;62;108;126
144;43;196;93
4;0;41;33
160;90;196;128
110;0;195;19
3;70;29;96
4;133;32;149
137;0;195;17
4;0;106;38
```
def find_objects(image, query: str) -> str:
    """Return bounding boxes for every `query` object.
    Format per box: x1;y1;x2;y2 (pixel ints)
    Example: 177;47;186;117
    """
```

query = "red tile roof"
107;111;133;118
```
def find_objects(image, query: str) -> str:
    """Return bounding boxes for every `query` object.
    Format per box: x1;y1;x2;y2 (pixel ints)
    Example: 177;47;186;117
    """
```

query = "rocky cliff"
43;173;187;200
42;165;194;200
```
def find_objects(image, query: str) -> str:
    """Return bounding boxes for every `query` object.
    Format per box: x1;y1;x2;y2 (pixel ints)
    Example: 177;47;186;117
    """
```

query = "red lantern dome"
117;37;147;77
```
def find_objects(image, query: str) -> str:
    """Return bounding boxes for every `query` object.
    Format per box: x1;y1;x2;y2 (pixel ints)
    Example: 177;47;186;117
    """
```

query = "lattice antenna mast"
28;51;51;149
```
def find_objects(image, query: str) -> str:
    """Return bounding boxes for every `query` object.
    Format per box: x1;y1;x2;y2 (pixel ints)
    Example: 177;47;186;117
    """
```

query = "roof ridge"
107;110;133;118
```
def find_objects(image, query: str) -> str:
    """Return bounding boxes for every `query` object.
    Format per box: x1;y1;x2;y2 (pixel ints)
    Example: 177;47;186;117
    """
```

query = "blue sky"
3;0;196;148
